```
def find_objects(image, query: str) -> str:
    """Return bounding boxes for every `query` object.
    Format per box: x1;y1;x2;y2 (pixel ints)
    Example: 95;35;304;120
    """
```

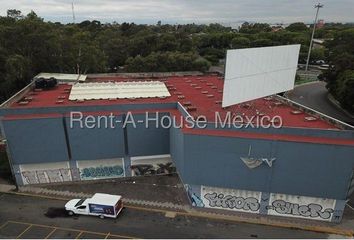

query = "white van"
65;193;123;218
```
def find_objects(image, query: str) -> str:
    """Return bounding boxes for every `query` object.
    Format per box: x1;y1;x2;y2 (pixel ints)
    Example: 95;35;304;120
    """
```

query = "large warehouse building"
0;71;354;223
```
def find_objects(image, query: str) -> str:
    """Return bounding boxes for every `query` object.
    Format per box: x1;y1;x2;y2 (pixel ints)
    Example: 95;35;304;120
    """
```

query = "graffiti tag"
131;162;176;176
21;169;72;185
80;165;124;179
267;200;334;219
204;192;260;212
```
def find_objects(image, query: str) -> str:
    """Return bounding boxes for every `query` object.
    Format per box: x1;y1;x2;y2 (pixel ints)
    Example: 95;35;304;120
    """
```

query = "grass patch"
295;77;316;85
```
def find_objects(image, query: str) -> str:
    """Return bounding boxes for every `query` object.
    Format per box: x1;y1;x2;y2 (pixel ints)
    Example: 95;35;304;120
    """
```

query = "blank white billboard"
222;45;300;107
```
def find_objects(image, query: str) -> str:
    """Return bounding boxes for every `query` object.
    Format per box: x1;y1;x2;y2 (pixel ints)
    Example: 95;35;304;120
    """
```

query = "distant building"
271;26;283;32
316;19;325;29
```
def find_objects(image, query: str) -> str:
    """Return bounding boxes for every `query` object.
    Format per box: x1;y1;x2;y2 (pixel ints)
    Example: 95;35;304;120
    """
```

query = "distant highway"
287;81;354;125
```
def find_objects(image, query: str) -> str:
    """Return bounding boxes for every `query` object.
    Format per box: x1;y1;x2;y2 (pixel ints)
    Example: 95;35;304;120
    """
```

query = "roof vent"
34;77;58;90
18;101;29;106
291;110;303;115
211;86;217;89
183;101;192;106
304;116;317;122
195;86;202;90
207;94;214;98
241;103;251;109
178;95;185;99
187;106;197;111
56;100;64;104
201;91;208;94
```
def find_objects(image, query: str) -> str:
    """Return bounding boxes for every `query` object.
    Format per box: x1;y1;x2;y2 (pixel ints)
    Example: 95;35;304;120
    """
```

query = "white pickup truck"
65;193;123;218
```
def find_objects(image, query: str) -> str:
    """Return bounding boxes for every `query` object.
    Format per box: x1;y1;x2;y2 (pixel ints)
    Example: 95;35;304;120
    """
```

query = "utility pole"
72;1;76;24
305;3;324;72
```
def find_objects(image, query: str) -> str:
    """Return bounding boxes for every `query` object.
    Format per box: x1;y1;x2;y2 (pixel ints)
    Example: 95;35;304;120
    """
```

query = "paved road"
287;81;354;125
0;193;330;239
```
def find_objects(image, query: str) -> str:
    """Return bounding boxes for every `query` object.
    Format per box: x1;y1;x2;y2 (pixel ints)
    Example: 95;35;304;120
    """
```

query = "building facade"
0;72;353;223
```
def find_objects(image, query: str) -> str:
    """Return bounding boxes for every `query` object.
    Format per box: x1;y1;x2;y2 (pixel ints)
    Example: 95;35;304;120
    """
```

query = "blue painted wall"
66;115;126;160
169;126;185;179
181;133;354;200
1;102;354;203
126;112;170;156
2;117;69;164
182;134;272;192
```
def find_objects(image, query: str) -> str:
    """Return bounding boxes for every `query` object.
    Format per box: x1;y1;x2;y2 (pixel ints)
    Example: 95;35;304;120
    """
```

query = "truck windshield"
74;199;86;207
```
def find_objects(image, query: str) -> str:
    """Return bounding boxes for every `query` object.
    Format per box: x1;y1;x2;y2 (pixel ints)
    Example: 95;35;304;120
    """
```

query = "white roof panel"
87;193;122;205
69;81;170;100
222;45;300;107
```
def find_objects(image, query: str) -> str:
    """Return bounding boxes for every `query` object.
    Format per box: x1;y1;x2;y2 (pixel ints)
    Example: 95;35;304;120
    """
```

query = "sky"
0;0;353;25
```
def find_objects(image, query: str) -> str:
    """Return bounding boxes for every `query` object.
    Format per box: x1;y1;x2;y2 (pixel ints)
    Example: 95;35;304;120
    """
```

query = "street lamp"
305;3;324;72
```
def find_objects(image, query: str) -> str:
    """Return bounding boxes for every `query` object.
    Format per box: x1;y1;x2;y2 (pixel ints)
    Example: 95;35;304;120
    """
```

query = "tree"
239;23;271;34
7;9;23;20
251;38;273;47
286;22;308;32
231;37;250;49
334;70;354;112
310;48;325;62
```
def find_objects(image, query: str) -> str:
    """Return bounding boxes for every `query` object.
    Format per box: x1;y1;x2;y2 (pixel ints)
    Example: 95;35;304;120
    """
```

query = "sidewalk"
1;175;354;237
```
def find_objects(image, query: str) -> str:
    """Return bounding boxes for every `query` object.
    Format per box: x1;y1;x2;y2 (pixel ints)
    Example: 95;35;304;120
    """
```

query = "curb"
1;186;353;237
294;80;320;87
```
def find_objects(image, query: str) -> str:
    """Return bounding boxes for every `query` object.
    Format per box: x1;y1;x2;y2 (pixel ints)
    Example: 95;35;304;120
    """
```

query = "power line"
305;3;324;72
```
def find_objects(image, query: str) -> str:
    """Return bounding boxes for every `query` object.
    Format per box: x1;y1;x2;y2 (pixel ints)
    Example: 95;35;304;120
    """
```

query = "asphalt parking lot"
0;220;133;239
0;193;332;239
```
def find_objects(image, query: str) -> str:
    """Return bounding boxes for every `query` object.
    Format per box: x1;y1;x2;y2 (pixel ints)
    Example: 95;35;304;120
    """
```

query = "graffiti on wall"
185;184;204;207
198;186;337;221
201;186;262;213
77;158;125;181
267;193;336;221
204;192;260;212
80;165;124;180
21;168;72;185
130;155;176;176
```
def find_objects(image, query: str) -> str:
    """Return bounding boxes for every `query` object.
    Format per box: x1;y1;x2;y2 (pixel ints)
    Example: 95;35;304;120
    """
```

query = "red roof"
9;75;338;130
